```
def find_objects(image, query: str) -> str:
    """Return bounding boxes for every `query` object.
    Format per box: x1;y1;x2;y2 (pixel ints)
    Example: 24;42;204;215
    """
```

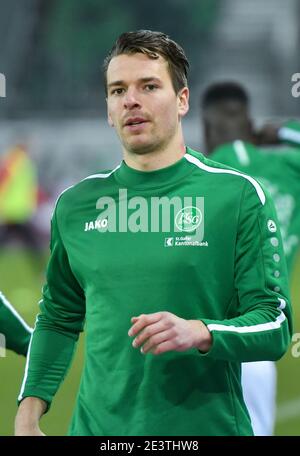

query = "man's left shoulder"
186;146;250;173
186;147;267;205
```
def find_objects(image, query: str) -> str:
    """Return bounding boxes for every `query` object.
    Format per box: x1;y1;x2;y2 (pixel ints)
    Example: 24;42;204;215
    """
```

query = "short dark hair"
201;82;249;109
103;30;189;95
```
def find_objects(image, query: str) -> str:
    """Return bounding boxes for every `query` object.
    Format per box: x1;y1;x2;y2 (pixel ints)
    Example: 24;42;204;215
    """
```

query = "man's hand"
128;311;212;355
15;397;47;436
255;123;281;145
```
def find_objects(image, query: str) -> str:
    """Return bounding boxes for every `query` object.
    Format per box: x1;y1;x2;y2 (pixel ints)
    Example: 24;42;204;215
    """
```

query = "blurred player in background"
0;291;32;357
201;81;300;435
0;144;40;250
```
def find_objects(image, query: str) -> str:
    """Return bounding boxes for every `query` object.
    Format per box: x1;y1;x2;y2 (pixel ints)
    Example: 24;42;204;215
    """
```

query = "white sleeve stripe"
18;316;37;401
278;298;286;310
233;140;250;166
278;126;300;144
52;185;75;217
207;311;286;334
0;291;33;334
184;153;266;205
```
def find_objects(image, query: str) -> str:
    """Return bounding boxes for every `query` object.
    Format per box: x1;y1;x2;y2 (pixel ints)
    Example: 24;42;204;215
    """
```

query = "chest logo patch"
175;206;202;232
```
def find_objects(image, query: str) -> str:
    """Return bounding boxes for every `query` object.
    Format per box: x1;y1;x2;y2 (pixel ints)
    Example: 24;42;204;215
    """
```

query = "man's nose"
123;89;141;109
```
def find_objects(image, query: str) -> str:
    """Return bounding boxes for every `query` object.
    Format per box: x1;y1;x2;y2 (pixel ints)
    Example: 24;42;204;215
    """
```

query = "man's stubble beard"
120;123;177;157
124;140;162;156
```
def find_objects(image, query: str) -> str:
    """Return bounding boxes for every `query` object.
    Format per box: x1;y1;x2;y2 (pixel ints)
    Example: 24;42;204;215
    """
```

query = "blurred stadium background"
0;0;300;435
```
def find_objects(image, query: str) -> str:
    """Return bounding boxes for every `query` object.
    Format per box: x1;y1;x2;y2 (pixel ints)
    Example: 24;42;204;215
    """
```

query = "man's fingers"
141;329;174;354
149;340;175;355
131;320;168;348
128;312;163;337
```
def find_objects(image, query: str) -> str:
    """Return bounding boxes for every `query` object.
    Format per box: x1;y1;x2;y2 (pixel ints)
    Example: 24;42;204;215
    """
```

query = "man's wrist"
189;320;212;353
16;397;47;422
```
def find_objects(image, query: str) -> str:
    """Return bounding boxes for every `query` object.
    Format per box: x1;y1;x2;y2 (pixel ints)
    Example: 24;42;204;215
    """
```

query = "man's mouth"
124;117;148;127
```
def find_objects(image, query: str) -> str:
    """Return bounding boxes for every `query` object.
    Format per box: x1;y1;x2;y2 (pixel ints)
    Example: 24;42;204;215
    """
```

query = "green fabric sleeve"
0;292;32;356
278;120;300;147
201;181;293;362
18;199;86;409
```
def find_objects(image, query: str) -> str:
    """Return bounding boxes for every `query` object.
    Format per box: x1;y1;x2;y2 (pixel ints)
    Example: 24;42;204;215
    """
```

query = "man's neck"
123;139;186;172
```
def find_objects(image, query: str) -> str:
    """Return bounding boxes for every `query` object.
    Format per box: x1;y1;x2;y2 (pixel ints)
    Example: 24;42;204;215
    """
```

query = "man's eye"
145;84;157;91
111;88;124;95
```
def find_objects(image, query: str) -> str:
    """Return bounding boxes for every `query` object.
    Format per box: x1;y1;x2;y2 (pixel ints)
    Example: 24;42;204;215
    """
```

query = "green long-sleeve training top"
18;147;292;436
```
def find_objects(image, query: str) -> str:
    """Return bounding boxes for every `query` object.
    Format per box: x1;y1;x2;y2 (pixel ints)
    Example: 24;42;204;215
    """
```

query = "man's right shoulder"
54;167;118;211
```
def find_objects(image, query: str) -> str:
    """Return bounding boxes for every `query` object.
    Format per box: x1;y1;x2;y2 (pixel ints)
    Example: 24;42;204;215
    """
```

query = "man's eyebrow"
107;77;162;89
107;80;124;89
138;77;162;84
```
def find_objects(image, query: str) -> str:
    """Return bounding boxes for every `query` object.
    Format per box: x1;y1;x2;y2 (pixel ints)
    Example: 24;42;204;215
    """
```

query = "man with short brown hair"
15;31;292;436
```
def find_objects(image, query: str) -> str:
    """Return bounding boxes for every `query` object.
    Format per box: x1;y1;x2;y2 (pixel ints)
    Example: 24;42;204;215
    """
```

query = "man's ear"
107;109;114;127
178;87;189;118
